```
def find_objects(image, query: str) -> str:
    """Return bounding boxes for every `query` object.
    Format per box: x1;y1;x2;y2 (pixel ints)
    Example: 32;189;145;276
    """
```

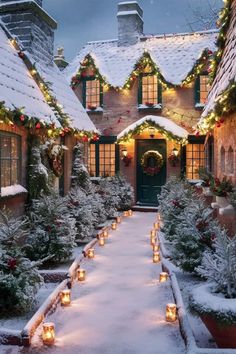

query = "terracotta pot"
216;196;229;208
201;314;236;348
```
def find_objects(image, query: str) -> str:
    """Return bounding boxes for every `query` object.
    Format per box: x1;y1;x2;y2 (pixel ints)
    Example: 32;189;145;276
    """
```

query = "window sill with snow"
138;103;162;112
0;184;28;199
86;107;103;114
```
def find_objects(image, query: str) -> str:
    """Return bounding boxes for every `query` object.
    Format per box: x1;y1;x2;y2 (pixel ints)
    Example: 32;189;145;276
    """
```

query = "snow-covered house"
198;0;236;185
0;0;96;213
66;1;217;206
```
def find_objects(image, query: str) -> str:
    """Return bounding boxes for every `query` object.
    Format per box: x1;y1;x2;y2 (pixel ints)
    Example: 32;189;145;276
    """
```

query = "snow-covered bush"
68;187;96;242
26;193;76;263
0;210;42;313
173;200;218;273
197;229;236;299
158;177;194;241
71;143;91;190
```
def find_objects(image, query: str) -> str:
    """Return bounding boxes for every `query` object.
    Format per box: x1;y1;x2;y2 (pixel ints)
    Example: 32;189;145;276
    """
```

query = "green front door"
137;139;166;206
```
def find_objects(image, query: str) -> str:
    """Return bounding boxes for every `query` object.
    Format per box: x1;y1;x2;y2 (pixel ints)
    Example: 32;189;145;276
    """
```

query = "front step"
132;205;158;212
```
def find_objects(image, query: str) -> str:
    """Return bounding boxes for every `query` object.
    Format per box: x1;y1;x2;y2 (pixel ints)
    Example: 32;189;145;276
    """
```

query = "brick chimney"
117;1;143;46
0;0;57;65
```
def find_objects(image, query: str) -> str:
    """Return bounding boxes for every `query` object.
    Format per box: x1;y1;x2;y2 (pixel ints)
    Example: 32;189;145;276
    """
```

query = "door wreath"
141;150;164;176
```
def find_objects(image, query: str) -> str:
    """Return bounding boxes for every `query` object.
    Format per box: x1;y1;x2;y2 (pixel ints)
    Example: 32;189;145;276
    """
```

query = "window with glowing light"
186;143;206;180
83;78;102;110
141;75;159;105
89;137;119;177
195;74;210;106
0;133;21;188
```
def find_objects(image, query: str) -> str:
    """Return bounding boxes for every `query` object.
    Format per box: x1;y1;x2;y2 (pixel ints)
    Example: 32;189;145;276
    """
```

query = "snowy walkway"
31;212;186;354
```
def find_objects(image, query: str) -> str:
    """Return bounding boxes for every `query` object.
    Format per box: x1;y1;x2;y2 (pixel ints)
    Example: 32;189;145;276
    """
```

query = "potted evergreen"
190;228;236;348
210;176;233;208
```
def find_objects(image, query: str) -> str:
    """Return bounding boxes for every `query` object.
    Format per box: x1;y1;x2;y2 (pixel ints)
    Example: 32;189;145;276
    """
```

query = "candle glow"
42;322;55;346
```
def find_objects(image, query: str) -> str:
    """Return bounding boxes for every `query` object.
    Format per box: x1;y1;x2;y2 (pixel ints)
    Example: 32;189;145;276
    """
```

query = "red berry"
35;122;41;129
20;114;25;121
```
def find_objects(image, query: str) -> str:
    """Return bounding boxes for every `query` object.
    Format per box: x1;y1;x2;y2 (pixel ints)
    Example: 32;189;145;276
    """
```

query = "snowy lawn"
29;212;186;354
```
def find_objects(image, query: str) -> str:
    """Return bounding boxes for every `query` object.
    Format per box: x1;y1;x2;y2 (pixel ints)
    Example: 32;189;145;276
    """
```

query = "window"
220;146;225;173
0;133;21;188
195;74;210;106
186;142;206;180
227;146;234;174
89;137;118;177
205;136;214;174
83;78;102;110
139;74;161;106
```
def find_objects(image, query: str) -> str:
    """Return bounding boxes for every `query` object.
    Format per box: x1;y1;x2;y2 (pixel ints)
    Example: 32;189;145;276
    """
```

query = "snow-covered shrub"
197;229;236;299
158;177;194;241
173;199;218;273
68;187;96;242
26;193;76;263
105;175;134;211
0;210;42;313
71;143;91;190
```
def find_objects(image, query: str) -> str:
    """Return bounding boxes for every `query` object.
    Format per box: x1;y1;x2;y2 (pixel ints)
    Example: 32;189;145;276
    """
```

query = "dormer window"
195;74;210;108
138;74;162;109
83;78;102;111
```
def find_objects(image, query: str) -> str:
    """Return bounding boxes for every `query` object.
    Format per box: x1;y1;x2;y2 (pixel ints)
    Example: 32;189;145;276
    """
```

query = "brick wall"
213;113;236;185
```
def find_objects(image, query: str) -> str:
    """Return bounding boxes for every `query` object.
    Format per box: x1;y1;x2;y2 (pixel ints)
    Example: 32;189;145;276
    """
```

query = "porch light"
99;236;105;246
172;147;179;157
166;303;177;322
122;148;128;157
148;127;155;138
87;248;95;259
153;251;161;263
159;272;168;282
42;323;55;346
77;268;86;281
60;290;71;307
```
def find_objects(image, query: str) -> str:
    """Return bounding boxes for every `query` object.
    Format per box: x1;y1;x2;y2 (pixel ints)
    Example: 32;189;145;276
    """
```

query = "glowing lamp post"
159;272;168;282
166;303;177;322
111;222;117;230
116;216;122;223
87;248;95;259
77;268;86;281
153;243;160;252
99;236;105;246
42;323;55;346
60;290;71;306
153;251;161;263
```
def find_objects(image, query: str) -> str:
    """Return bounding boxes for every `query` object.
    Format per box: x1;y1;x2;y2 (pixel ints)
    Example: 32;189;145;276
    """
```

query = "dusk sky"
44;0;223;62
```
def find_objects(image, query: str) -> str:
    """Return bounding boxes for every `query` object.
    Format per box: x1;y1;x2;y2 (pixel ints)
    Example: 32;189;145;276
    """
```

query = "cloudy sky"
44;0;223;62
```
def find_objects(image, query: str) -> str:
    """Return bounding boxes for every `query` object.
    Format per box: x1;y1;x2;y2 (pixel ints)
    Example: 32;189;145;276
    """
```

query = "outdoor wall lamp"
121;147;132;167
172;147;179;157
168;147;180;167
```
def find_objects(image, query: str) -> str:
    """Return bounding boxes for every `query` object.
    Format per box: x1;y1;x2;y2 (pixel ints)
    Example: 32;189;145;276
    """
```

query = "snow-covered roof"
201;2;236;119
0;26;60;126
117;115;188;140
34;61;96;132
66;30;217;87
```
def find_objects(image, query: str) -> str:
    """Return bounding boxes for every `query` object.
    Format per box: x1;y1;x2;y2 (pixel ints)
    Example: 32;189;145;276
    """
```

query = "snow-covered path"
31;212;186;354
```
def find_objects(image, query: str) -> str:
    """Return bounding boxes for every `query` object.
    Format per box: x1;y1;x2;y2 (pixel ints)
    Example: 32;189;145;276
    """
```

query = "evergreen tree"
0;209;42;313
71;143;91;190
197;229;236;298
26;193;76;263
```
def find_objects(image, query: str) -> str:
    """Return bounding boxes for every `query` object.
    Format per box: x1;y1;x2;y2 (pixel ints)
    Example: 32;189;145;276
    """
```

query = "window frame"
0;131;22;190
89;136;119;178
82;76;103;110
185;135;206;180
195;73;210;108
138;73;162;107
